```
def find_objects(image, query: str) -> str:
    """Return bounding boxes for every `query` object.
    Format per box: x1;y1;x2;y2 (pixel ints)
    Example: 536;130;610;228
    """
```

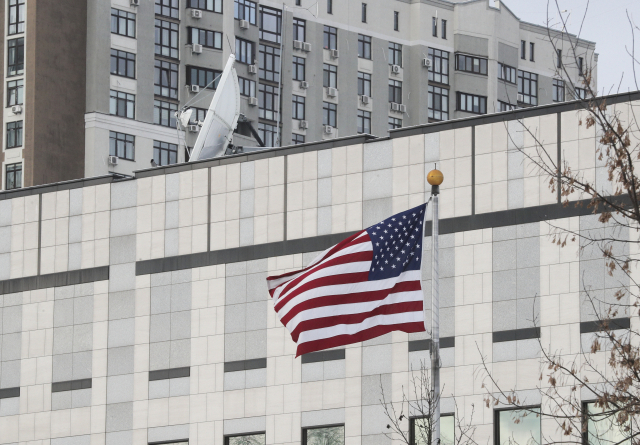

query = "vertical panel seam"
557;112;562;204
283;156;288;241
471;126;476;215
37;193;42;275
207;167;211;252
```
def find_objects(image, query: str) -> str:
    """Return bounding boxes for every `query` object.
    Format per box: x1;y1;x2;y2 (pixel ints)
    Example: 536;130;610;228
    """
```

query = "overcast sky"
502;0;640;93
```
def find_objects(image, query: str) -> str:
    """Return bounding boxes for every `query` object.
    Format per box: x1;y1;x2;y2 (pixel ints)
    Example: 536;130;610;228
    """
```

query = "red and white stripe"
267;230;425;357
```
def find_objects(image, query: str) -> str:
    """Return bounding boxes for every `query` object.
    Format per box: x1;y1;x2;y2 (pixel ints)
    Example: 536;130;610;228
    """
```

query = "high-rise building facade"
1;0;597;190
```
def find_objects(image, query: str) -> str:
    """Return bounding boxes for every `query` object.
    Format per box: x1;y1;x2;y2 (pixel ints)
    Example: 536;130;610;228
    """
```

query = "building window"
323;64;337;88
498;101;516;112
323;26;337;50
496;408;540;445
303;425;344;445
110;90;135;118
8;0;25;35
442;19;447;39
578;57;584;76
7;38;24;76
188;107;207;124
394;11;399;31
5;163;22;190
361;3;367;22
412;416;455;445
187;66;222;89
259;6;282;43
155;0;179;18
584;402;630;445
111;50;136;79
388;117;402;130
292;56;305;81
357;110;371;134
259;83;279;121
556;49;562;68
111;9;136;38
155;19;179;58
187;0;222;13
455;54;488;75
498;62;516;84
553;79;565;102
327;0;333;14
109;131;135;160
518;70;538;105
153;140;178;166
576;88;587;100
188;27;222;49
388;79;402;103
292;95;305;120
529;42;535;61
520;40;526;59
238;77;256;97
358;72;371;97
235;0;257;24
293;18;306;41
235;38;255;64
457;92;487;114
358;34;371;59
296;0;301;5
258;122;278;147
154;60;178;99
389;42;402;66
154;100;177;127
258;44;281;82
323;102;337;127
7;79;24;107
6;121;22;148
428;48;449;84
292;134;305;145
432;17;437;37
428;85;449;121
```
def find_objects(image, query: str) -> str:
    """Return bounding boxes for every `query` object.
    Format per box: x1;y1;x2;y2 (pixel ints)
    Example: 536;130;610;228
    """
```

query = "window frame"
529;42;535;61
109;131;135;161
389;42;402;67
7;38;24;77
110;90;135;119
258;122;278;147
576;87;587;100
578;57;584;76
259;5;282;43
456;91;487;115
259;44;281;82
155;19;179;59
5;162;22;190
235;37;255;64
155;0;179;19
388;79;402;104
186;65;222;89
357;72;371;97
361;3;367;23
154;59;179;99
111;49;136;79
153;100;177;127
557;48;562;68
410;415;455;445
517;69;538;106
357;109;371;134
323;26;337;50
552;78;565;102
428;85;449;121
455;53;488;76
293;18;306;42
323;64;338;88
188;27;223;49
494;406;541;445
188;107;208;124
234;0;257;24
6;79;24;107
302;424;344;445
8;0;25;35
357;34;372;60
292;94;305;120
323;101;337;127
393;11;399;31
582;401;632;445
520;40;526;60
238;76;256;97
428;48;449;84
292;56;306;81
497;62;516;84
259;83;279;121
327;0;333;14
6;120;23;149
292;133;305;145
432;17;437;37
498;101;516;112
442;19;447;39
388;117;402;130
187;0;223;13
111;8;136;38
153;140;178;166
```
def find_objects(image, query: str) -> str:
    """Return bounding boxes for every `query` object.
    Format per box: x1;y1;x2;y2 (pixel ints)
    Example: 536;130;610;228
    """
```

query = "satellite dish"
189;54;241;162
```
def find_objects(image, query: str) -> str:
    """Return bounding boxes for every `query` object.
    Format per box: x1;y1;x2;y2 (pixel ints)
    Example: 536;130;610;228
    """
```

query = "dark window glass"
552;79;565;102
154;60;178;99
521;40;526;59
110;90;135;118
323;102;337;127
7;38;24;76
496;408;540;445
188;27;222;49
388;79;402;103
357;109;370;134
187;0;222;13
517;70;538;105
428;48;449;84
5;162;22;190
457;92;487;114
8;0;25;35
111;49;136;79
235;0;257;24
389;42;402;66
111;8;136;37
258;122;278;147
259;44;281;82
293;18;306;41
188;107;208;124
393;11;399;31
155;0;179;18
323;26;337;50
238;77;256;97
292;56;305;81
155;19;179;58
259;83;279;121
304;426;344;445
428;85;449;121
292;95;305;120
388;117;402;130
442;19;447;39
292;133;305;145
154;100;177;127
361;3;367;22
432;17;437;37
259;6;282;43
529;42;535;61
357;72;371;97
498;62;516;84
6;121;22;148
358;34;371;59
295;0;301;5
455;54;488;75
576;87;587;100
498;101;516;112
7;79;24;107
323;64;337;88
187;66;222;89
153;140;178;166
578;57;584;76
584;401;631;445
557;49;562;68
327;0;333;14
412;416;455;445
109;131;135;160
235;38;255;64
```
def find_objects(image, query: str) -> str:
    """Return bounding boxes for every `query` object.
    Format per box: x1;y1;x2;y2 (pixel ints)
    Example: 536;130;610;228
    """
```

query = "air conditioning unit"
192;44;203;54
248;64;257;74
299;120;309;129
324;125;334;134
326;87;338;97
391;102;406;112
360;95;370;104
248;97;258;106
191;9;203;18
399;104;407;113
302;42;311;52
130;0;139;5
108;156;118;165
422;58;432;68
190;85;200;93
239;20;249;29
330;49;339;58
293;40;303;50
188;125;200;133
11;105;22;114
517;93;524;102
391;64;401;74
300;81;309;89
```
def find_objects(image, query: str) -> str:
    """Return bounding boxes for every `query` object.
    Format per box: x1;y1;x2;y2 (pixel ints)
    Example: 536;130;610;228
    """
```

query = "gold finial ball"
427;169;444;186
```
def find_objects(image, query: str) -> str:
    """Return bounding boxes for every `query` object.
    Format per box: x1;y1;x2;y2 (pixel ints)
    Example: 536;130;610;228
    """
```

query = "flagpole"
427;167;443;445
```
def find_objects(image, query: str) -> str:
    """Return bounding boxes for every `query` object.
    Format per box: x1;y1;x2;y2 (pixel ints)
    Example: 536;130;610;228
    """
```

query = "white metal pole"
430;183;440;445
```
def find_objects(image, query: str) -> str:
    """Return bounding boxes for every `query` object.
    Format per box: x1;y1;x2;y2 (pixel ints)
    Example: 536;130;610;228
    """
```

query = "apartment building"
1;0;596;190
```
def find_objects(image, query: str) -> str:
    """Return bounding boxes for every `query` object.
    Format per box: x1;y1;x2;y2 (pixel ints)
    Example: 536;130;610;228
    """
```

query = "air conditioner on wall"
517;93;524;102
11;105;22;114
326;87;338;97
422;58;432;68
391;65;401;74
192;44;203;54
293;40;303;50
299;120;309;129
239;20;249;29
324;125;334;134
108;156;118;165
190;85;200;93
248;97;258;106
191;9;203;18
399;104;407;113
188;125;200;133
302;42;311;52
299;81;309;89
130;0;139;5
330;49;339;58
360;95;370;104
248;65;257;74
391;102;400;111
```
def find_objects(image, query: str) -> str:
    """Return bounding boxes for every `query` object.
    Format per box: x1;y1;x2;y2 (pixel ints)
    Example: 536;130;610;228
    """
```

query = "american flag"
267;203;428;357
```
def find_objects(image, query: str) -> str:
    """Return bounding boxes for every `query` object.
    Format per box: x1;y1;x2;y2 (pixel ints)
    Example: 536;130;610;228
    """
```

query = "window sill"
111;33;136;39
110;73;137;80
456;109;486;116
454;70;488;77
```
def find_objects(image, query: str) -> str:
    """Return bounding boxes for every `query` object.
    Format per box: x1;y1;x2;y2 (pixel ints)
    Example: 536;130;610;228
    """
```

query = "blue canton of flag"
366;203;426;281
